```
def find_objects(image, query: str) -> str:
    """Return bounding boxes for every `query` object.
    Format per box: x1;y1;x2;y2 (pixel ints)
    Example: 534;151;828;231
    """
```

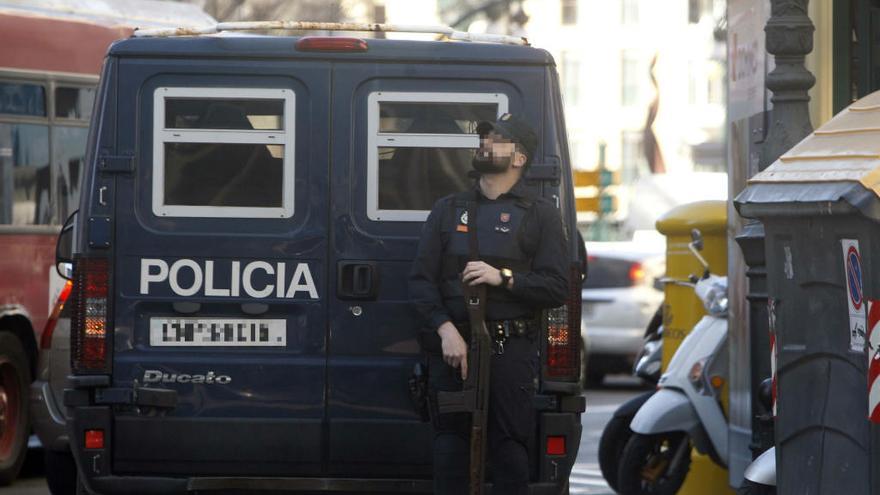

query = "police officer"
408;113;569;494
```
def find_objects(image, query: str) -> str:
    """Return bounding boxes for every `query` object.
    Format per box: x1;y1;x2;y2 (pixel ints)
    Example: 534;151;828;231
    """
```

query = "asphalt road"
3;376;645;495
570;375;646;495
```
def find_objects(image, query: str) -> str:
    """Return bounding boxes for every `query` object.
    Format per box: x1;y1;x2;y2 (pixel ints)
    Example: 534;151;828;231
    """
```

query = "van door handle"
337;261;379;300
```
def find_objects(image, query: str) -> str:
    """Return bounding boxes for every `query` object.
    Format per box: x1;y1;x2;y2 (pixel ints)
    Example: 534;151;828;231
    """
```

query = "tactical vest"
439;190;535;313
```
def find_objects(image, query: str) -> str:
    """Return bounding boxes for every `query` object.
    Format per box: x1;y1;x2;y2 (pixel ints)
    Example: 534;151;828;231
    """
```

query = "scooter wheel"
737;480;776;495
597;414;633;491
617;432;691;495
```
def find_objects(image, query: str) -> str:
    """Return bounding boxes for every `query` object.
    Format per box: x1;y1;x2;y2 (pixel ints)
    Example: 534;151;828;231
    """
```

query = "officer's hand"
438;322;469;380
462;261;502;287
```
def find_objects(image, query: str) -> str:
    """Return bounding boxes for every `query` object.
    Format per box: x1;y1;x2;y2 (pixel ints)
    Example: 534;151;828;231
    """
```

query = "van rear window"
164;143;283;208
367;92;508;221
165;99;283;130
152;88;294;218
378;147;473;211
379;102;497;134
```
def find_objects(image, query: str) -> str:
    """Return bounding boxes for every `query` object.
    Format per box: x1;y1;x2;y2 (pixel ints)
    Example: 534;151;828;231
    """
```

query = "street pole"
761;0;815;167
735;0;814;460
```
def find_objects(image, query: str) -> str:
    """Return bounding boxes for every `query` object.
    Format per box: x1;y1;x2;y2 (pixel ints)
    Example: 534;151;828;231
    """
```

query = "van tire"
45;450;78;495
0;332;31;486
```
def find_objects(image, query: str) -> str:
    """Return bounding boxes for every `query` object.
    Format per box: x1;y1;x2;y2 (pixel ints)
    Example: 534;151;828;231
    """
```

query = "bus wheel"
0;333;30;486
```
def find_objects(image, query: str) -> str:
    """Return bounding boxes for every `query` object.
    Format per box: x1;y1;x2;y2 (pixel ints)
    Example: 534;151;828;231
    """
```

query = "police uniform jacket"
408;179;570;350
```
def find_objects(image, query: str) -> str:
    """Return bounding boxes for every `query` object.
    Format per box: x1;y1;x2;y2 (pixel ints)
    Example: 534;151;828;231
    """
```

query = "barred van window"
367;92;508;222
164;143;283;208
378;102;496;134
152;87;294;218
378;146;473;211
165;98;283;130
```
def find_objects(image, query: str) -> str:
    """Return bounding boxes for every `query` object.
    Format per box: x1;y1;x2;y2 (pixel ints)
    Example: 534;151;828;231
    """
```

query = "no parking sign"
842;239;866;353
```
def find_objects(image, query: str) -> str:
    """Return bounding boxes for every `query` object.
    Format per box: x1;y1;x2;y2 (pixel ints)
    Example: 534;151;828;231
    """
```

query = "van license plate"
149;318;286;347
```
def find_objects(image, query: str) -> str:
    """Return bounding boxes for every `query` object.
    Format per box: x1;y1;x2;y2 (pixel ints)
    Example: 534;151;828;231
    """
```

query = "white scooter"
739;377;776;494
616;229;730;495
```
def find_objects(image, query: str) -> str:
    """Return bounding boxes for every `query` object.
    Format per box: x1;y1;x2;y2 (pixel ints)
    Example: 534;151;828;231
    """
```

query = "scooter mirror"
690;229;704;251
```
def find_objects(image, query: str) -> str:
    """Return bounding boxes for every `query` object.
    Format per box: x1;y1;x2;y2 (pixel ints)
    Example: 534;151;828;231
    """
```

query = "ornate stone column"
761;0;815;170
736;0;814;459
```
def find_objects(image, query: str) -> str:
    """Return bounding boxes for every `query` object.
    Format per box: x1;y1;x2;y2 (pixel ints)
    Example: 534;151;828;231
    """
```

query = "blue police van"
59;24;585;494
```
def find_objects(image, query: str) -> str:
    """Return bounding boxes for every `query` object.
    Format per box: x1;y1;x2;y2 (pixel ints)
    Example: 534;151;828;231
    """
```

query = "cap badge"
500;213;511;223
460;211;468;225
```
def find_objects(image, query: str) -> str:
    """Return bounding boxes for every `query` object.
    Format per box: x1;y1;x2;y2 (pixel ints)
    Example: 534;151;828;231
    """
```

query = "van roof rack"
132;21;529;46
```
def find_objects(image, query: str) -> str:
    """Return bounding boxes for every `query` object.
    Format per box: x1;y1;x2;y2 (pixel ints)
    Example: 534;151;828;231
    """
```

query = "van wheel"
0;333;31;486
45;450;78;495
617;432;690;495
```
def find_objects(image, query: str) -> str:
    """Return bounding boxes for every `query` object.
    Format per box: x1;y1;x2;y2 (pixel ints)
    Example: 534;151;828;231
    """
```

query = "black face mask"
471;149;511;175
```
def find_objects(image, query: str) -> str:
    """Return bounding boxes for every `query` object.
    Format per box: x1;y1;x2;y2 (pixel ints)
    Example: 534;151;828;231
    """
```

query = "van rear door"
326;63;541;476
109;61;330;476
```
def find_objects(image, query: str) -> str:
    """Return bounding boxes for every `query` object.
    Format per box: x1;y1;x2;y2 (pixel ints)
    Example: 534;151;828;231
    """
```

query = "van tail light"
41;280;73;350
295;37;368;52
84;429;104;450
71;258;111;373
546;436;566;456
546;263;582;380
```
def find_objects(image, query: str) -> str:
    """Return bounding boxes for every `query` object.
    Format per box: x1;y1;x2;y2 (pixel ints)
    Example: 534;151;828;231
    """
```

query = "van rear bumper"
82;475;570;494
69;402;580;495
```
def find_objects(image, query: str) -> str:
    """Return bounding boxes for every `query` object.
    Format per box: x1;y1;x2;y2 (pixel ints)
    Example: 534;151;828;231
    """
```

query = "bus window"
0;123;51;225
55;87;95;121
53;126;87;222
0;82;46;117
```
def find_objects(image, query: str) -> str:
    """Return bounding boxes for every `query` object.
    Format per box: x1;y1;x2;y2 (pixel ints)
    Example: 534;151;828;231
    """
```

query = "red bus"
0;1;212;484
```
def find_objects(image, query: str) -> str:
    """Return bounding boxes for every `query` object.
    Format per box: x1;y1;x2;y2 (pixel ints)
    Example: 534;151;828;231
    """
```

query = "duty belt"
458;318;537;355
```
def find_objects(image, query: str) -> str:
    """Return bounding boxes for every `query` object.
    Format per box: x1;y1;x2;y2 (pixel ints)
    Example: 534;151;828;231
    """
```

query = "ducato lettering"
140;258;318;299
142;370;232;385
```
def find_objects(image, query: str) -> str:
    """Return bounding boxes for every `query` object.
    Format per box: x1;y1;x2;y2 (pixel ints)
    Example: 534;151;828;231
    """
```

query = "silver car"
581;242;665;387
29;278;77;493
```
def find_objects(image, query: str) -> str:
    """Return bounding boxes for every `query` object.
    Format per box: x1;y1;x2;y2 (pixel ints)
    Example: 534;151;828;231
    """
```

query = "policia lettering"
140;259;318;299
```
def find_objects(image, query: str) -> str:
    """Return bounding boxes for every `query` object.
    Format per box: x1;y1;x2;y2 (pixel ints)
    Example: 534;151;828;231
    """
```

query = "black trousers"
428;335;539;495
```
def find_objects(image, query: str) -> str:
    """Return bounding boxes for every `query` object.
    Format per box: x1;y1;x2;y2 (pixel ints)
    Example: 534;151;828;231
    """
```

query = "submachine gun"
437;200;492;495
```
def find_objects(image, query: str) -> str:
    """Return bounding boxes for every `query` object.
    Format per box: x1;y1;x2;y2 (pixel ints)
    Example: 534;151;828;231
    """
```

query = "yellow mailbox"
655;201;728;367
655;200;732;495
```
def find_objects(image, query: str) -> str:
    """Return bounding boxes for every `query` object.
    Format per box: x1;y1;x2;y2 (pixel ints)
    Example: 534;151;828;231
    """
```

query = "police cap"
476;113;538;164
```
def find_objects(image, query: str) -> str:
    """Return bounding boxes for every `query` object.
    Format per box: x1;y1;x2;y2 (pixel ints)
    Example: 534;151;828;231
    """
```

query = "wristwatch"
499;268;513;288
